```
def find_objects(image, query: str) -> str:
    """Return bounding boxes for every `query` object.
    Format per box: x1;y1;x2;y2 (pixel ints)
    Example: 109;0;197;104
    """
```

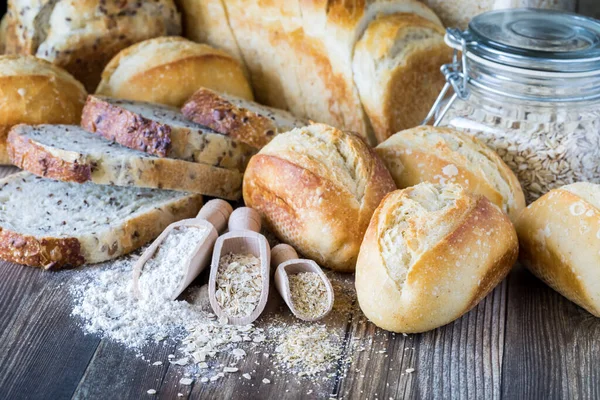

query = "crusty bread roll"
6;0;181;91
243;123;396;272
353;14;451;142
376;126;526;222
96;37;253;107
0;55;87;164
516;182;600;317
356;182;518;333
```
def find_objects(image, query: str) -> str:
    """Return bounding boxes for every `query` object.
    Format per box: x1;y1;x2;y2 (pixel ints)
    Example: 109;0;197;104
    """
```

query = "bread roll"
243;123;396;272
376;126;526;222
6;0;181;91
0;55;87;164
516;182;600;317
356;182;518;333
96;37;253;107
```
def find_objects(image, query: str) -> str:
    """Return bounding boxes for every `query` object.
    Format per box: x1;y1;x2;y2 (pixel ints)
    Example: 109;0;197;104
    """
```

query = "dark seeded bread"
0;172;202;269
181;88;307;149
81;95;255;172
8;124;243;200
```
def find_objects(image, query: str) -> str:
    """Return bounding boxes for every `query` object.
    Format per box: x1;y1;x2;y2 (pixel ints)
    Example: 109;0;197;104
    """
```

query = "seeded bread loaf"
243;123;396;272
181;88;307;149
95;37;253;107
0;55;87;165
6;0;181;91
515;182;600;317
0;172;202;269
356;182;518;333
376;126;526;222
81;95;255;172
8;125;242;200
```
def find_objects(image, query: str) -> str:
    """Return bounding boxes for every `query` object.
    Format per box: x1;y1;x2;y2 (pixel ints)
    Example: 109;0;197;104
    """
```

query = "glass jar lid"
446;8;600;73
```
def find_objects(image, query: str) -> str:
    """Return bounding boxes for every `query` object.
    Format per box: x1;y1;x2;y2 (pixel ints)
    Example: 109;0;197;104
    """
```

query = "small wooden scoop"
209;207;271;325
272;244;334;321
132;199;233;300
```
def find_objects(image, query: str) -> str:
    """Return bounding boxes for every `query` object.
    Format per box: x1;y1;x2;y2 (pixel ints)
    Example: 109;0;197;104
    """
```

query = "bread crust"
181;88;304;149
95;36;253;107
0;55;87;164
243;124;396;272
7;126;243;200
356;186;518;333
516;186;600;317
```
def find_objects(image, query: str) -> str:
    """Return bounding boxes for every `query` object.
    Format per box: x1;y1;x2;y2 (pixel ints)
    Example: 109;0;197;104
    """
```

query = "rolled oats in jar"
424;9;600;202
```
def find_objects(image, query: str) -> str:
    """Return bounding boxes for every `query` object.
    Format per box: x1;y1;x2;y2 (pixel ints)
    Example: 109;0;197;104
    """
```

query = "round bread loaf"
356;182;518;333
6;0;181;91
376;126;526;222
516;182;600;317
96;36;253;107
0;55;87;164
243;123;396;272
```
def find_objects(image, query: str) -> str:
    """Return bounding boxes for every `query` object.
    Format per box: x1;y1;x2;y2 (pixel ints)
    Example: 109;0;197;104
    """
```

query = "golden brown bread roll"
376;126;526;222
6;0;182;91
516;182;600;317
243;123;396;272
356;182;518;333
0;55;87;164
95;37;253;107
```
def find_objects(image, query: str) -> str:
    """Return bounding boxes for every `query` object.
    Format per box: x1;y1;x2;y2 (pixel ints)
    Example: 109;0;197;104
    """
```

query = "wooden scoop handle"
197;199;233;233
271;244;298;267
228;207;261;232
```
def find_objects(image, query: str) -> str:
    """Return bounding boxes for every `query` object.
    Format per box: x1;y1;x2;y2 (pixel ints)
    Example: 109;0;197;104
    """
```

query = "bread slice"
0;172;202;269
81;95;255;172
7;124;242;200
181;88;307;148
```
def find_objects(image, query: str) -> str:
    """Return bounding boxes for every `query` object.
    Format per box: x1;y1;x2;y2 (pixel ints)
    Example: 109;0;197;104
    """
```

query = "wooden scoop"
209;207;271;325
132;199;233;300
272;244;334;322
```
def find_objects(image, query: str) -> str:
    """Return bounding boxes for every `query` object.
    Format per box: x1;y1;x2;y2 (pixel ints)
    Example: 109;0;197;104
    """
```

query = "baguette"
0;172;202;269
181;88;307;149
8;124;242;200
81;95;255;172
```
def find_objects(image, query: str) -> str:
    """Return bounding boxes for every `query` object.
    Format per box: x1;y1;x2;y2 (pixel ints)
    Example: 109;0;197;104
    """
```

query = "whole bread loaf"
0;55;87;165
178;0;449;144
356;182;518;333
516;182;600;317
243;123;396;272
8;124;243;200
96;37;253;107
5;0;181;91
0;172;202;269
376;126;525;222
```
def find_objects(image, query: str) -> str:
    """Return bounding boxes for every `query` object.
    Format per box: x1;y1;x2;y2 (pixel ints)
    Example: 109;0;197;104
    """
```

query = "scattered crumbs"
179;378;194;386
243;373;252;380
232;348;246;358
152;361;162;366
210;375;221;382
224;367;239;373
406;368;415;374
262;378;271;384
147;389;157;395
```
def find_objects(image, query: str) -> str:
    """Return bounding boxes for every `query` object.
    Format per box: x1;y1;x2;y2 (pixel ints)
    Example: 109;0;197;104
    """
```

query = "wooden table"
0;158;599;400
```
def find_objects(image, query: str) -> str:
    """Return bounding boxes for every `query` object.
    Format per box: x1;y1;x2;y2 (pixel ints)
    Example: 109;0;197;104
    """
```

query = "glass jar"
425;8;600;203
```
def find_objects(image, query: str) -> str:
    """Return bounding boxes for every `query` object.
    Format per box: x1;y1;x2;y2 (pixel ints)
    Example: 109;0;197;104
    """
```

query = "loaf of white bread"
96;37;253;107
243;123;396;272
0;55;87;165
376;126;526;222
516;182;600;317
178;0;451;144
356;182;518;333
5;0;182;90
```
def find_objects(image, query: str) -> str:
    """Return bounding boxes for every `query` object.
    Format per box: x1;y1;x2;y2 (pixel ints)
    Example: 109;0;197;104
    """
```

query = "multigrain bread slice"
7;125;242;200
81;95;255;172
181;88;307;149
0;172;202;269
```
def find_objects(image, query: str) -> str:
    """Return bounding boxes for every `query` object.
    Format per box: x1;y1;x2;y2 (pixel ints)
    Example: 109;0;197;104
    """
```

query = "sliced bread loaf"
8;125;243;200
81;95;255;172
181;88;307;149
0;172;202;269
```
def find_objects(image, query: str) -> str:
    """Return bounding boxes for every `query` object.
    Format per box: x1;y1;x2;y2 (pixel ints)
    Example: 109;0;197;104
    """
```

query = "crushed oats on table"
215;253;263;318
289;272;328;319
